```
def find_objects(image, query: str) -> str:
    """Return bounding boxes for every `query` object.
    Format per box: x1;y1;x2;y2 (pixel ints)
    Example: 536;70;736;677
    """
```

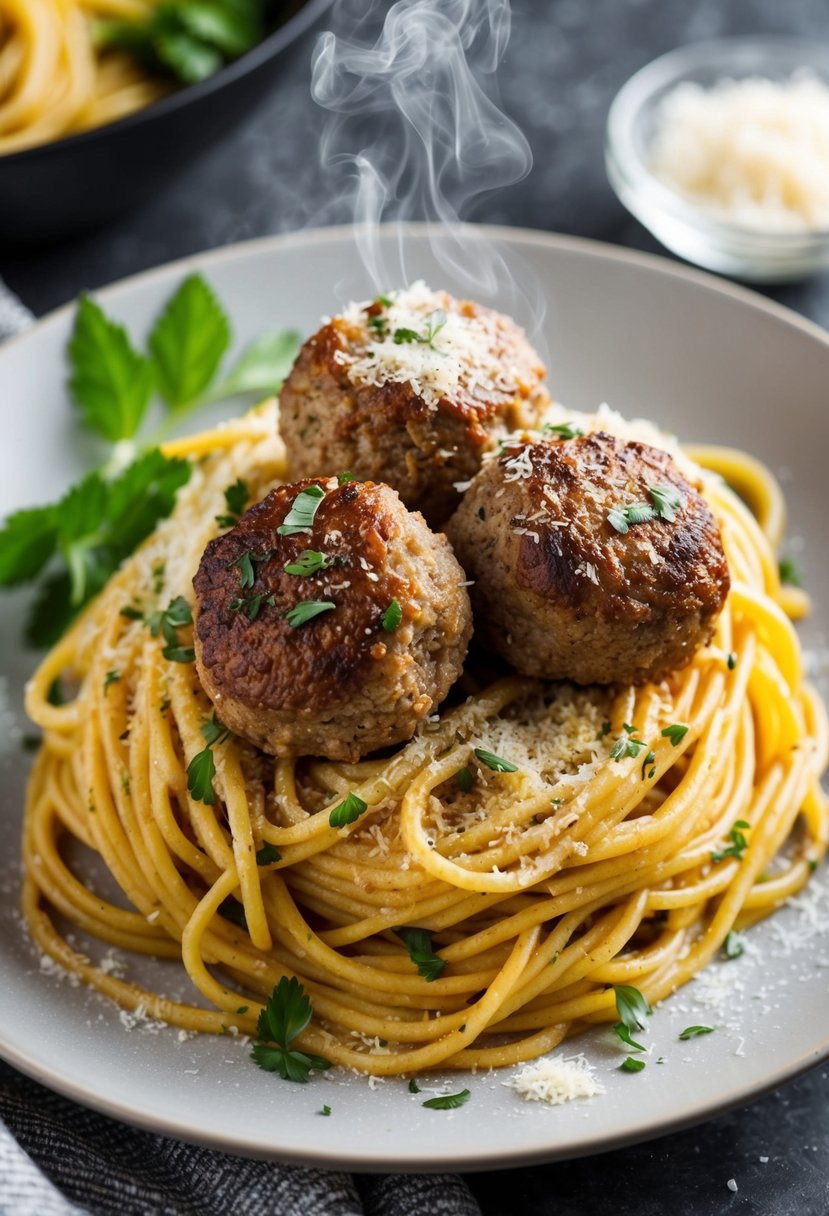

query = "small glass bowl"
605;37;829;282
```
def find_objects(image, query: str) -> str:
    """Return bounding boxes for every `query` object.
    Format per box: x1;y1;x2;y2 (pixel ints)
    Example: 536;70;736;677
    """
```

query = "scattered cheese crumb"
505;1052;604;1105
726;1178;738;1193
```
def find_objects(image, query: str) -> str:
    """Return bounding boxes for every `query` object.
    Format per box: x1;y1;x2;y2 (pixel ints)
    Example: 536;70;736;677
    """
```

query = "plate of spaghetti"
0;226;827;1171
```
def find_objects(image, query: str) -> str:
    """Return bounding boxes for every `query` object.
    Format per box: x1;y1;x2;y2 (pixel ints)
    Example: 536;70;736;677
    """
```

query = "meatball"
278;282;549;527
193;477;472;761
446;431;730;685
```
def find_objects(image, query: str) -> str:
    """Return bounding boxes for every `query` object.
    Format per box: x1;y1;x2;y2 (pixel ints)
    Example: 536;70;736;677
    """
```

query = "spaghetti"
22;403;829;1076
1;0;170;155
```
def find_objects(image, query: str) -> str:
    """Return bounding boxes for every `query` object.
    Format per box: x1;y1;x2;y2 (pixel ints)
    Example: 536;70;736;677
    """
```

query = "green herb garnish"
473;748;518;773
722;930;745;960
456;767;474;793
397;927;446;982
147;594;195;663
283;600;335;628
283;550;330;578
648;483;684;522
256;843;282;866
408;1078;421;1094
778;557;803;587
422;1088;471;1110
613;1023;646;1052
542;422;584;440
328;791;368;829
614;985;651;1033
103;670;121;693
277;485;326;537
250;976;332;1083
661;723;689;746
393;309;448;350
216;478;249;528
620;1057;645;1073
679;1025;715;1040
711;820;750;864
186;717;231;805
382;599;402;632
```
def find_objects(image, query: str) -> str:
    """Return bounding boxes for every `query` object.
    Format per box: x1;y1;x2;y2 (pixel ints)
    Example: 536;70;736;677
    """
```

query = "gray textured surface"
2;0;828;1213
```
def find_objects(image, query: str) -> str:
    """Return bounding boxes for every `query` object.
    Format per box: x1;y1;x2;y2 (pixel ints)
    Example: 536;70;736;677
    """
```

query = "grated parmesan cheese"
506;1052;604;1105
338;281;520;409
649;73;829;232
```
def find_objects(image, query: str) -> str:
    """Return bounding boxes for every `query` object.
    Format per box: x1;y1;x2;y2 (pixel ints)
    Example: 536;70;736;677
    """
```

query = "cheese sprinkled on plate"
506;1052;604;1105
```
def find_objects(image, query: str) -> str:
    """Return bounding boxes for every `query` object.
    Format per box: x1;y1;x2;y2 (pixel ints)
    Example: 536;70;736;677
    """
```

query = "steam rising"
311;0;543;330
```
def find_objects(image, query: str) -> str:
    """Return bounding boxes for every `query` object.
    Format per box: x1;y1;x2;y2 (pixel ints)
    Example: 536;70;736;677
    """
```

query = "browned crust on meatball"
193;478;472;760
446;432;730;685
278;295;549;527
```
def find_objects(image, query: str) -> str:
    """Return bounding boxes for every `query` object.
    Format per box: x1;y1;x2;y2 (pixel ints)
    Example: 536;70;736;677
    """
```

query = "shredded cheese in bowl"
649;73;829;233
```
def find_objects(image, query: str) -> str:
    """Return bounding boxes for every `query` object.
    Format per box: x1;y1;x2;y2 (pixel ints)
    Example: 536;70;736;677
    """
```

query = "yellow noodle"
20;408;829;1075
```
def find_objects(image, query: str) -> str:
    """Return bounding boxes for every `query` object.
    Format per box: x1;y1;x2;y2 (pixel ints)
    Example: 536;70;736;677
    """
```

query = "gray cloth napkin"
0;274;482;1216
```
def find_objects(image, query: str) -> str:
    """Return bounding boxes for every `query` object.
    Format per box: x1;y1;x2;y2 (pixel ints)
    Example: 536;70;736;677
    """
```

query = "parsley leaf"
456;767;474;793
393;309;448;350
778;557;803;587
620;1057;645;1073
661;723;689;746
187;745;217;805
212;330;301;399
613;1022;646;1052
256;843;282;866
329;792;368;829
397;927;446;982
149;274;231;409
284;600;335;628
0;506;58;586
250;976;331;1083
614;985;651;1033
679;1025;715;1040
215;477;249;527
382;599;402;631
98;1;266;86
422;1088;471;1110
277;485;325;536
722;930;745;960
103;670;121;693
711;820;750;864
609;726;647;761
648;483;683;522
283;550;330;577
607;502;655;534
228;592;274;621
473;748;518;773
542;421;584;440
68;294;154;441
408;1078;421;1094
148;594;195;663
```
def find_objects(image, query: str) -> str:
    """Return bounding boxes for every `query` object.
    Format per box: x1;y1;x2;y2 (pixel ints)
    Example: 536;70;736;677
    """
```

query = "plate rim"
2;223;828;1173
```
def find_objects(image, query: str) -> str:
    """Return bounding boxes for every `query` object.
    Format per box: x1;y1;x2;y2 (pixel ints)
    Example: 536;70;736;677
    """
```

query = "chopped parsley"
721;930;745;960
641;749;656;780
727;651;737;670
422;1088;470;1110
186;717;231;805
456;767;474;793
473;748;518;773
215;478;249;528
382;599;402;632
609;724;647;761
614;985;651;1033
228;592;274;621
393;308;448;350
250;976;332;1083
283;550;330;577
542;421;584;440
397;927;446;982
119;604;144;620
147;594;194;663
711;820;750;864
778;557;803;587
408;1078;421;1094
679;1025;715;1040
661;723;689;746
283;600;335;628
613;1022;646;1052
648;483;684;522
256;843;282;866
620;1057;645;1073
277;485;325;536
320;1104;332;1116
607;484;683;535
337;470;355;484
328;791;368;829
103;669;121;693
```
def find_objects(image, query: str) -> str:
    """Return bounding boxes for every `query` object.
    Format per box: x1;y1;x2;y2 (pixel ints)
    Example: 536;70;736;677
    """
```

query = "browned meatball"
278;283;549;527
193;477;472;761
446;431;730;685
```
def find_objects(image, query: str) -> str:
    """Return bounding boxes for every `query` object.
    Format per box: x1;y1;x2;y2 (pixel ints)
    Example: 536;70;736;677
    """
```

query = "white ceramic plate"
1;226;828;1173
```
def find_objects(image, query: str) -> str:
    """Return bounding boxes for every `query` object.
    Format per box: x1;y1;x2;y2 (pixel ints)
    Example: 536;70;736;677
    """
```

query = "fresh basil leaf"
149;274;231;409
68;294;154;441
